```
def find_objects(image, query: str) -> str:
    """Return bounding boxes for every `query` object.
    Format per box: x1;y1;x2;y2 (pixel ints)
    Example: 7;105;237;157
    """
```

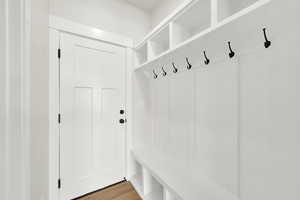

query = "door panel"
98;89;122;170
73;87;93;181
60;33;126;200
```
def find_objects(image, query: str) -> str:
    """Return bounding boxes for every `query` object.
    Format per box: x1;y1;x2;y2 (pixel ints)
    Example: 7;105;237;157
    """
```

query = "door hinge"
58;178;61;189
58;48;61;59
58;113;61;124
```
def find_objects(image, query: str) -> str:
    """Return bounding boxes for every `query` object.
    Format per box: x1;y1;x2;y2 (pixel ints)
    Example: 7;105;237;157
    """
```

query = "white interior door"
59;33;126;200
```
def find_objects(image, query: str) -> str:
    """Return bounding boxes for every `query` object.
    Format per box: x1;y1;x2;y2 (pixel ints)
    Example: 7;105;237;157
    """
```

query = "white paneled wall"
133;74;153;149
238;31;300;199
133;58;241;199
133;30;300;199
131;1;300;199
194;59;239;196
152;77;169;154
167;72;194;165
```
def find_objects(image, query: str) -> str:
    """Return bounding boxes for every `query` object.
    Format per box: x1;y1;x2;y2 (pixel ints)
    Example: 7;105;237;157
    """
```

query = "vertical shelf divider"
163;188;178;200
211;0;218;27
147;41;153;61
130;159;144;198
143;167;153;195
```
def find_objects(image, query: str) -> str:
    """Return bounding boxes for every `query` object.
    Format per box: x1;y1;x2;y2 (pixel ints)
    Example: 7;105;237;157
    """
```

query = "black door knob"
119;119;125;124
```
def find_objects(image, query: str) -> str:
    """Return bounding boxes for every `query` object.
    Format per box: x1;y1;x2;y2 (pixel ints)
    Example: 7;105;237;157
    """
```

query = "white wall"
49;0;151;42
30;0;50;199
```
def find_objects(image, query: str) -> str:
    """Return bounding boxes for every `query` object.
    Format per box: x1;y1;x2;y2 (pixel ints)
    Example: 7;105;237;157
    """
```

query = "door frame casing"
2;0;31;199
49;16;134;200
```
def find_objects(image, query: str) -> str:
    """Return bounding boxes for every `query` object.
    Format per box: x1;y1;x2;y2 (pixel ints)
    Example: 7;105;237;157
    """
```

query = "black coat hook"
203;51;210;65
162;67;167;76
228;41;235;58
153;69;158;79
186;57;192;70
263;28;271;48
172;62;178;73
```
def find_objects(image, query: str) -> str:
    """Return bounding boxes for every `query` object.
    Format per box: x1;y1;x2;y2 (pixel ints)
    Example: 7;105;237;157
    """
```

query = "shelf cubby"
164;188;180;200
148;25;170;59
143;168;164;200
135;43;148;65
130;160;144;197
130;151;181;200
171;0;211;47
218;0;263;22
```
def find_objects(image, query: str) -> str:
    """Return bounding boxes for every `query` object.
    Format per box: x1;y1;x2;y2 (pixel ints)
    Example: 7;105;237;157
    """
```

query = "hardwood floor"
75;181;142;200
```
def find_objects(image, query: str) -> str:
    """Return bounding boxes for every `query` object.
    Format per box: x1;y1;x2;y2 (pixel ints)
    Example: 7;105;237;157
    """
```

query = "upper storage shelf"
135;43;148;66
148;25;170;59
134;0;273;70
218;0;263;22
171;0;211;47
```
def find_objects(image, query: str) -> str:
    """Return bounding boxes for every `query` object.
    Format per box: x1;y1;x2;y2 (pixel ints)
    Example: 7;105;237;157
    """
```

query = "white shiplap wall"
132;0;300;199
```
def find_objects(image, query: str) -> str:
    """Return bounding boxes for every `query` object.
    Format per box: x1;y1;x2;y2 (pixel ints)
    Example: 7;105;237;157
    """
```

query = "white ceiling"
124;0;160;11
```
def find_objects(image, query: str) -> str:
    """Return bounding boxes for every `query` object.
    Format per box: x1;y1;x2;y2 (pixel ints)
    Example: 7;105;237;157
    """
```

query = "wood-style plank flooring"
75;181;142;200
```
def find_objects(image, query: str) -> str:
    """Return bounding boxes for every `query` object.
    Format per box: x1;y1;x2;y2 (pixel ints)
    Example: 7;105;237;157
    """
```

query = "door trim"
49;18;134;200
2;0;31;199
49;16;133;48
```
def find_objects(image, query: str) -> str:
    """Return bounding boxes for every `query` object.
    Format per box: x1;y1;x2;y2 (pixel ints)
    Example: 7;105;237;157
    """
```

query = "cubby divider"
130;155;179;200
143;168;164;200
163;188;179;200
130;160;144;197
